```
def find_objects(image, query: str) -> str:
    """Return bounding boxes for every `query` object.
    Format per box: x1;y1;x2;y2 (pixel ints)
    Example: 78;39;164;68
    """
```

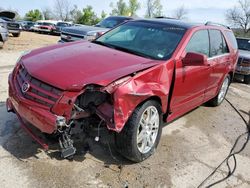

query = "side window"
225;31;238;50
222;34;229;53
209;30;225;57
186;30;210;57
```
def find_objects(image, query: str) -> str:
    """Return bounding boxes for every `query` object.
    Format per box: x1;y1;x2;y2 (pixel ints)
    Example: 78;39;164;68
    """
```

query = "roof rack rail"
155;16;178;20
205;21;231;29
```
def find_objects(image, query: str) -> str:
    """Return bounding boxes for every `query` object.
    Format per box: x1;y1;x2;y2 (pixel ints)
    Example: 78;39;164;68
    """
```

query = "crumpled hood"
21;41;160;91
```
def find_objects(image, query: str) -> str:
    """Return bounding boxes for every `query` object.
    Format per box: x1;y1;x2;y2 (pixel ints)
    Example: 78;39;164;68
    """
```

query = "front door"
168;29;212;122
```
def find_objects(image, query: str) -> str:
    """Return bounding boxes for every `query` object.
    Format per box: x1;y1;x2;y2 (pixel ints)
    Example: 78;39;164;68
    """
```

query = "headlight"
103;76;131;93
86;32;97;41
0;22;6;28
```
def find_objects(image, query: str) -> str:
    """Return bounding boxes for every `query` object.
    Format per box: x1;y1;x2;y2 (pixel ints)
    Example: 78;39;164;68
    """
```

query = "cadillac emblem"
22;82;30;93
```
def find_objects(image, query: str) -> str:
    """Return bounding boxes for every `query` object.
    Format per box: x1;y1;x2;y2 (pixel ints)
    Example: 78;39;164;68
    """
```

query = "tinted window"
236;38;250;51
209;30;225;57
186;30;210;57
226;31;238;50
95;21;186;60
222;34;229;53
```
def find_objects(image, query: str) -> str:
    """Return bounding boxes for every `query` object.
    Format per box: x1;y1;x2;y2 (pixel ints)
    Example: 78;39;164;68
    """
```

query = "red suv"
7;19;238;162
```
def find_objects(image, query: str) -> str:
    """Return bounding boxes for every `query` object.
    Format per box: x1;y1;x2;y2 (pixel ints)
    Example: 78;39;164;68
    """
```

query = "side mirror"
182;52;208;66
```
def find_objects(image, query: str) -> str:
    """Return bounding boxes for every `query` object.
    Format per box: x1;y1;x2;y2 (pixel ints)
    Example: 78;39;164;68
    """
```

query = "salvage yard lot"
0;32;250;188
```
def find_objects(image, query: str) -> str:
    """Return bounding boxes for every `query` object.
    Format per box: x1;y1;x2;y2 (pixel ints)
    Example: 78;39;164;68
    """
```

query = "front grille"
15;65;62;108
237;57;250;67
7;22;19;29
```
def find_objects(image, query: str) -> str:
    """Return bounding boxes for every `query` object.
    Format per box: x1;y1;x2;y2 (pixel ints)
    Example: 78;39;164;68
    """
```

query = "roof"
133;18;199;29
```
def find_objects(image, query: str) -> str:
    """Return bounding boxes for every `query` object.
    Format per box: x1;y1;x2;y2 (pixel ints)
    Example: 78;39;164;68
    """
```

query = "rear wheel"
244;75;250;84
208;75;230;106
115;100;162;162
12;33;20;37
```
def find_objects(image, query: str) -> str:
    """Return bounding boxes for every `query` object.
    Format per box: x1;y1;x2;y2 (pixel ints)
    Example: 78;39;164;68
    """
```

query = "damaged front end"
54;63;172;159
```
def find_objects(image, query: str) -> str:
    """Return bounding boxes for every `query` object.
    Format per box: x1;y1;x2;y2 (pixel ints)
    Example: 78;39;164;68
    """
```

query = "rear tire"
207;75;230;106
12;33;20;37
115;100;162;162
244;75;250;84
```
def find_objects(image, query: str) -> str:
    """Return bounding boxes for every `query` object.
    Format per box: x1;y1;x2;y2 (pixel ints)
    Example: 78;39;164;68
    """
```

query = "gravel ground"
0;32;249;188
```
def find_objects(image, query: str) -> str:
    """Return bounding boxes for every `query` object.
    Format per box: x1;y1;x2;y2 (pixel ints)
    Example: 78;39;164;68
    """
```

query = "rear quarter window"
225;31;238;50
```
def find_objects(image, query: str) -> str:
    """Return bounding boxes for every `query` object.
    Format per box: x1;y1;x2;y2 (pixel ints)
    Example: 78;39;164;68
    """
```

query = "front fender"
112;62;174;132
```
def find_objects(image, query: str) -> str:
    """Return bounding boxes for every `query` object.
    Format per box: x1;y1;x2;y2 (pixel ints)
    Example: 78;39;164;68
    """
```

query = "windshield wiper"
92;41;116;49
92;41;155;59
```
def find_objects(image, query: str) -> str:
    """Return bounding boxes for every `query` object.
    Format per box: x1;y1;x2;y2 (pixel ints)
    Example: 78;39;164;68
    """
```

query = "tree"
226;0;250;33
128;0;141;16
77;6;99;25
110;0;129;16
25;9;43;21
42;7;54;20
54;0;71;21
145;0;163;18
101;10;107;19
172;5;188;20
69;5;82;23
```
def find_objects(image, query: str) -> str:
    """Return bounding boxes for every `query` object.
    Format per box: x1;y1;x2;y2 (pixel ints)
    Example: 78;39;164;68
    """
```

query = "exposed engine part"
71;104;91;120
59;130;76;159
56;116;74;132
75;88;109;114
94;120;104;142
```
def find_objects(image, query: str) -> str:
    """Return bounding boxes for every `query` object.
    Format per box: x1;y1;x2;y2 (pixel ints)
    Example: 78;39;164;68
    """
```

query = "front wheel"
115;100;162;162
244;75;250;84
208;75;230;106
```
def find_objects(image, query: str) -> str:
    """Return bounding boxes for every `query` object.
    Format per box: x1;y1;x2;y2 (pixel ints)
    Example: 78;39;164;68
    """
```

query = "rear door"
203;29;231;101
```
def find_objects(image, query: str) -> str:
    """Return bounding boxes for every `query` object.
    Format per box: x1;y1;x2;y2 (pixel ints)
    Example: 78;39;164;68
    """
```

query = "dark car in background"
0;11;21;37
20;21;35;31
52;22;72;35
235;37;250;84
59;16;133;43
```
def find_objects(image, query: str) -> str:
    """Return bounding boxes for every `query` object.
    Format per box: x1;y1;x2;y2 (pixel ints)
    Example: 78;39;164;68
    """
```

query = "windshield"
57;22;68;27
96;18;126;28
237;38;250;51
94;21;186;60
43;22;54;26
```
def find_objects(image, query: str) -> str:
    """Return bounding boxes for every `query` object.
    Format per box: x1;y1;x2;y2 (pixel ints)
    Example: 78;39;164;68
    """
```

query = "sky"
0;0;240;24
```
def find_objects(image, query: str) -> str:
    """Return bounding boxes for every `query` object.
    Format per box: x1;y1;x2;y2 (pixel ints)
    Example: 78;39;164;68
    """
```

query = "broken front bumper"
7;73;61;134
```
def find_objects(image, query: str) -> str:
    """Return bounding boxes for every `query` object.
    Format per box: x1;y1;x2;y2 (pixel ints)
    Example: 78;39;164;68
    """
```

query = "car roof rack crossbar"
205;21;231;29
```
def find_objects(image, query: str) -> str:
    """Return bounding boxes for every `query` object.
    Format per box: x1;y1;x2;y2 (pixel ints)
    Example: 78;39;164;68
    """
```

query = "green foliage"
110;0;129;16
25;9;43;21
77;6;100;25
145;0;163;18
128;0;140;16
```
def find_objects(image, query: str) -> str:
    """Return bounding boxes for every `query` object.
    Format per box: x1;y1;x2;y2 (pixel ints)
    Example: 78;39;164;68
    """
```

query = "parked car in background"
38;22;56;34
7;19;238;161
30;21;43;32
0;18;8;46
235;37;250;84
0;11;21;37
52;22;72;35
59;16;133;43
20;21;35;31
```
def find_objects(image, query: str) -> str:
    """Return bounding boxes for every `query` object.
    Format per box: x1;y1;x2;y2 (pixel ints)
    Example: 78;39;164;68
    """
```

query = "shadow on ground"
0;101;132;166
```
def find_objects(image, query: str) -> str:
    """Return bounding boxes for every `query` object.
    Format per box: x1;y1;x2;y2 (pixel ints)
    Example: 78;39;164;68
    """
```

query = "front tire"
115;100;162;162
12;33;20;37
244;75;250;84
208;75;230;106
